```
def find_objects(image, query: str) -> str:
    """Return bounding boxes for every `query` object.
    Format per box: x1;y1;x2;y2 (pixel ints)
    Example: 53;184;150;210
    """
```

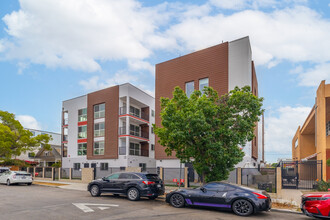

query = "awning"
301;153;317;161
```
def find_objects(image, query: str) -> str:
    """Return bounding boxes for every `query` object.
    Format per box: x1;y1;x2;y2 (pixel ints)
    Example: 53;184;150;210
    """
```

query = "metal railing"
119;107;149;122
118;127;149;139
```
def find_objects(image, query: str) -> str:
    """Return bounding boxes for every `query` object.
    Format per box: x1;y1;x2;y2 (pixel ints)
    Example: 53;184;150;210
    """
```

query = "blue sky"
0;0;330;163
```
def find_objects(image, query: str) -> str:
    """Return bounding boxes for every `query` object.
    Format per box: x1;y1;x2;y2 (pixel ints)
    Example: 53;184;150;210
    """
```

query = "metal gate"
281;160;322;189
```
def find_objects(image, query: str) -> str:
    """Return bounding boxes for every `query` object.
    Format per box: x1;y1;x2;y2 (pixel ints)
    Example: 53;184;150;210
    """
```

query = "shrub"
316;180;330;191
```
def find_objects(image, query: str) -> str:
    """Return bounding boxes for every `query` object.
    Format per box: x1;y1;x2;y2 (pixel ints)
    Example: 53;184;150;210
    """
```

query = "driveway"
0;184;311;220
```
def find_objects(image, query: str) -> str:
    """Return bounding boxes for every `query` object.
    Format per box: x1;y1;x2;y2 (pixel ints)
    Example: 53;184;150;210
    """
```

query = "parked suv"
87;172;164;201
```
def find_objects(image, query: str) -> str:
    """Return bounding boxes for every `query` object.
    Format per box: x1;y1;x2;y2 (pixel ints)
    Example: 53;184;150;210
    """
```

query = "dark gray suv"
87;172;164;201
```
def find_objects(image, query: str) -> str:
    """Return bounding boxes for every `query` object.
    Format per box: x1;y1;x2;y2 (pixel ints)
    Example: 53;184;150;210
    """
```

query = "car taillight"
143;181;155;185
13;174;16;179
252;192;268;199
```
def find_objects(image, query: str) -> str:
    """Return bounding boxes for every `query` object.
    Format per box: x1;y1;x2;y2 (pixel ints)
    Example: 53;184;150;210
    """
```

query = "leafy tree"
271;163;278;168
154;86;264;183
0;110;51;159
52;161;62;168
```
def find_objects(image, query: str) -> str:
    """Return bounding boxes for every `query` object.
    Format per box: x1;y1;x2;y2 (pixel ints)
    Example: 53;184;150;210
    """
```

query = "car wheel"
232;199;254;216
27;183;32;186
90;185;101;197
169;194;185;208
6;179;11;186
148;195;158;200
127;187;140;201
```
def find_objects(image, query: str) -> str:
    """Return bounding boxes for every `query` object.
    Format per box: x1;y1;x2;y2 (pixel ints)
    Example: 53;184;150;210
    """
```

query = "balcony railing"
118;127;149;139
119;107;149;122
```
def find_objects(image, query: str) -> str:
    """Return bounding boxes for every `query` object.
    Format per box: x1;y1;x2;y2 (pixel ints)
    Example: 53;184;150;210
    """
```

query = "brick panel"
87;86;119;159
155;42;229;160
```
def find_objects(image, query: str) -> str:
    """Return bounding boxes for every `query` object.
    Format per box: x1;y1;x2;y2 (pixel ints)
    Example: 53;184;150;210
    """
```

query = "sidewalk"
33;179;88;191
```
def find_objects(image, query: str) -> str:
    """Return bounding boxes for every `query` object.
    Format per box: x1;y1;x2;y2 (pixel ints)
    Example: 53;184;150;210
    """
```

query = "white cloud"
1;0;172;72
295;63;330;87
264;106;311;157
209;0;307;10
128;60;155;75
16;115;42;130
165;6;330;67
79;72;139;91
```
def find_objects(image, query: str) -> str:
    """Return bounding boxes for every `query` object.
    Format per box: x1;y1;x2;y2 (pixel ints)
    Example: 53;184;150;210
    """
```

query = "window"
151;127;154;134
94;141;104;155
84;163;89;168
294;138;298;148
185;81;194;97
327;121;330;136
129;143;140;156
199;78;209;94
77;143;87;156
105;173;120;180
120;167;126;171
139;163;146;171
78;126;87;139
130;106;140;118
151;144;155;151
119;173;140;179
91;163;96;168
203;182;226;191
151;110;155;117
130;124;140;136
94;122;105;137
94;103;105;119
78;108;87;122
100;163;108;171
73;163;80;170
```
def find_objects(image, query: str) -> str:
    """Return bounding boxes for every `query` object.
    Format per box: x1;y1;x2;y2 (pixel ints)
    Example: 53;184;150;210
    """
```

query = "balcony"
118;127;149;140
119;107;149;122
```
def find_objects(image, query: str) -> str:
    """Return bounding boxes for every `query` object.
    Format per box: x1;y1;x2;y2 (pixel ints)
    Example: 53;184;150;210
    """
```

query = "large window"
94;103;105;119
78;125;87;139
130;106;140;118
78;108;87;122
94;141;104;155
77;143;87;156
129;143;140;156
185;81;194;97
199;78;209;94
130;124;140;137
94;122;105;137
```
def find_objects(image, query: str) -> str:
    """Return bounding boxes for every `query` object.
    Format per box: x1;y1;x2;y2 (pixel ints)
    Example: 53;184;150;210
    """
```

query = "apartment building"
61;83;155;170
292;80;330;180
16;128;61;167
155;36;264;169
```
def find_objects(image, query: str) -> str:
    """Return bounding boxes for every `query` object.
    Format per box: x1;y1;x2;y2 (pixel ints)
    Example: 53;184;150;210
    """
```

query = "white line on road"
72;203;119;213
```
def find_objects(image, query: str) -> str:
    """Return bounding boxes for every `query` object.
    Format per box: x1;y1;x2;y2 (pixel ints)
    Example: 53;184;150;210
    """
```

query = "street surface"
0;184;313;220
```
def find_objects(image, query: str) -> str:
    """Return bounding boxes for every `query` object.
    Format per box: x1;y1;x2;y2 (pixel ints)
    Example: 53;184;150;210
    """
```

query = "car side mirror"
200;187;206;193
102;177;109;182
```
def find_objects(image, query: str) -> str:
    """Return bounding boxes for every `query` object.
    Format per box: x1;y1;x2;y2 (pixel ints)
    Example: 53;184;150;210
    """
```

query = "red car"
301;192;330;218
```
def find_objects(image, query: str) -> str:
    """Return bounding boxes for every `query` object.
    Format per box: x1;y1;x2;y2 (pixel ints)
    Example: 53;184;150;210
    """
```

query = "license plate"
21;176;26;179
157;184;161;188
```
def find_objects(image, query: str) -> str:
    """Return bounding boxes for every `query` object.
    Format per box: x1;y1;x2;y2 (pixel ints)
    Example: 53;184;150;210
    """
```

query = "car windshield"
145;174;160;181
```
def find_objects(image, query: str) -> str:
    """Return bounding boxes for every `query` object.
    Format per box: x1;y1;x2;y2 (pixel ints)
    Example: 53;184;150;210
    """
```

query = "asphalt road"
0;184;313;220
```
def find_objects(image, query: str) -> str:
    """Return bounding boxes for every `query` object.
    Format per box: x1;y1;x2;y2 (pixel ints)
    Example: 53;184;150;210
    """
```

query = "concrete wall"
62;95;87;168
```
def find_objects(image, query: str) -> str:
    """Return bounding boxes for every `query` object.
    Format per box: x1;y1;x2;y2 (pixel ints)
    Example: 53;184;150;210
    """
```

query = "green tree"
0;110;51;159
154;86;264;183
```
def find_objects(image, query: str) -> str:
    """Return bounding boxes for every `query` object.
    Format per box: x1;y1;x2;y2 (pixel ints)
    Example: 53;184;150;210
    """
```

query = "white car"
0;171;33;186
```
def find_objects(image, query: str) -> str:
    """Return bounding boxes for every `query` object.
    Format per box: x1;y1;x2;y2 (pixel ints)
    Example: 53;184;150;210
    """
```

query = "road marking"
72;203;119;213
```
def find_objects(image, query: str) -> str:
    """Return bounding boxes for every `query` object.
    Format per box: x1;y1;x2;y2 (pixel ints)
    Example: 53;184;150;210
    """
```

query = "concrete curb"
271;208;302;215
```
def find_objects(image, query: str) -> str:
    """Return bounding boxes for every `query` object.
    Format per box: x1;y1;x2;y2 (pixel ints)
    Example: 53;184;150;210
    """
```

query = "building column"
126;96;130;156
276;167;282;194
184;167;188;188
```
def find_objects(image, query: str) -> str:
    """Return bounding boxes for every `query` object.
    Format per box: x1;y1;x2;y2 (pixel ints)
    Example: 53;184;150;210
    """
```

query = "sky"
0;0;330;163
